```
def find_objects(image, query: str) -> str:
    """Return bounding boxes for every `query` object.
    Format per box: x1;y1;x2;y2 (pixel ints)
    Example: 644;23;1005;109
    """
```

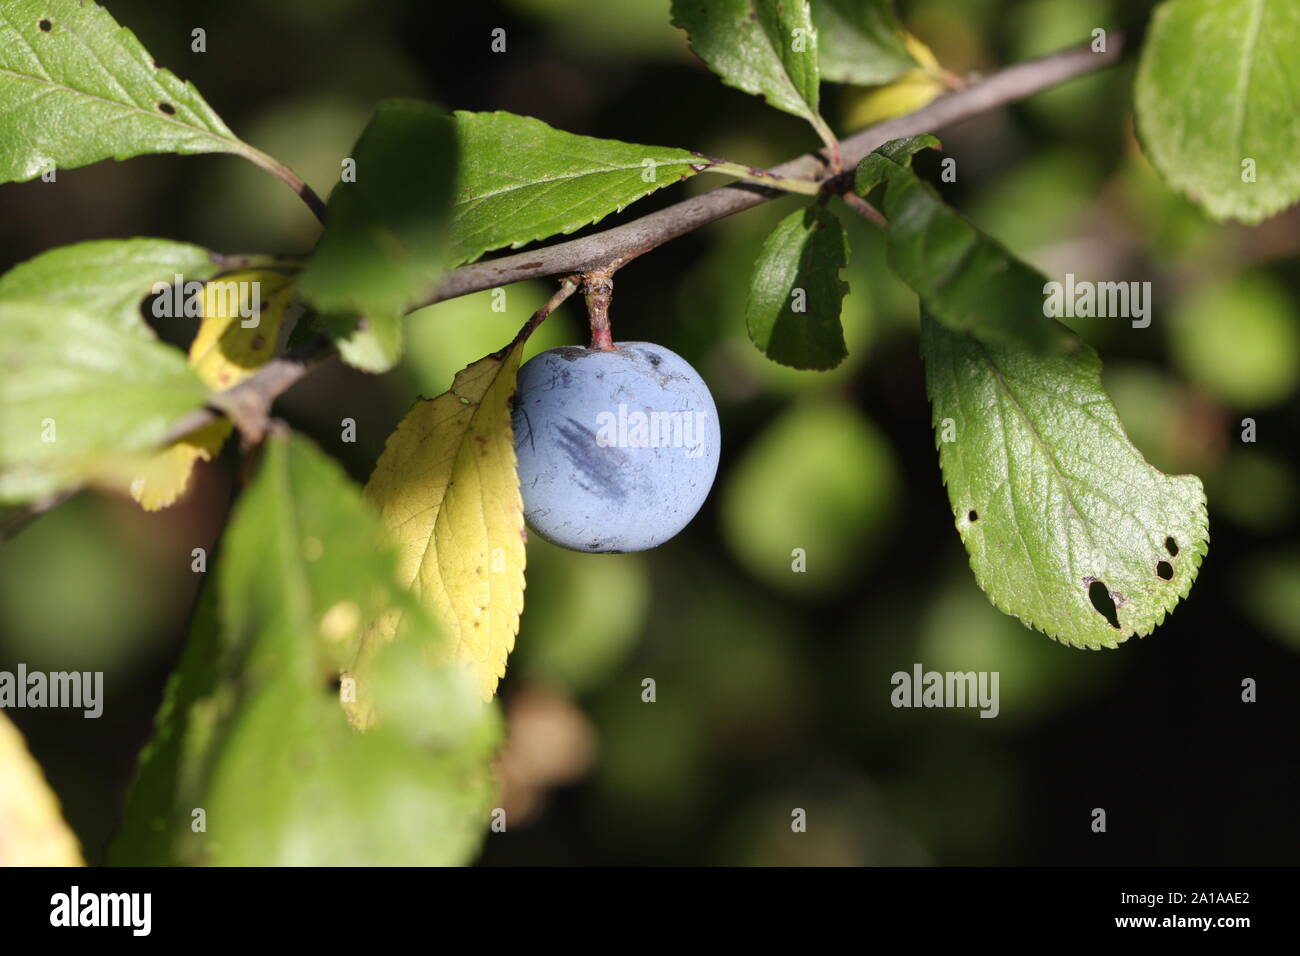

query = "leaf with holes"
921;312;1208;647
812;0;916;86
861;141;1211;644
0;0;249;182
746;205;849;370
671;0;835;146
447;110;711;267
1135;0;1300;224
363;339;529;699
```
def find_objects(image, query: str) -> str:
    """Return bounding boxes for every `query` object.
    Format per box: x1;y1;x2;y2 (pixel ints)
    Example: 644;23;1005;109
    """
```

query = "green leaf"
921;312;1208;647
856;141;1210;643
112;434;500;866
298;99;457;373
314;309;406;374
671;0;834;144
745;205;849;369
812;0;916;85
1135;0;1300;223
0;238;222;338
855;135;1070;352
0;0;243;182
0;300;207;503
106;579;222;866
447;110;708;266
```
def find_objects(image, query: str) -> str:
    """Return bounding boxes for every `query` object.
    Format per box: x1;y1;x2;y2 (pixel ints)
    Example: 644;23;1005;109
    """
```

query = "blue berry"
512;342;721;552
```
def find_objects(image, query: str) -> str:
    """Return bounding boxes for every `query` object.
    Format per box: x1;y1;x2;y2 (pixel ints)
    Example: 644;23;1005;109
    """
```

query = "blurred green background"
2;0;1298;865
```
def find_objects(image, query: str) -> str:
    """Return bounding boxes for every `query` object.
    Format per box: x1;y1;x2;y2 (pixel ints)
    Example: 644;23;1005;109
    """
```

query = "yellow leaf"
844;69;946;127
0;711;83;866
191;270;295;390
843;32;951;128
129;418;233;511
128;270;295;511
903;31;941;73
364;340;528;700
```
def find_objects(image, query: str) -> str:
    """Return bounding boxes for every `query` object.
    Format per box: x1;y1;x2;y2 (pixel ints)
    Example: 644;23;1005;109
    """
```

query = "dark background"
2;0;1297;866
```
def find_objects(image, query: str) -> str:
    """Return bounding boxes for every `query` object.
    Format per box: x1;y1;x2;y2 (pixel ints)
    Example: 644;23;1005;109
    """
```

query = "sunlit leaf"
0;711;84;866
0;0;244;182
129;419;231;512
1135;0;1300;223
921;313;1209;646
448;110;709;267
364;340;529;699
190;270;296;391
112;435;500;866
853;139;1210;644
671;0;833;143
0;238;221;338
129;270;296;511
0;301;207;503
843;67;945;126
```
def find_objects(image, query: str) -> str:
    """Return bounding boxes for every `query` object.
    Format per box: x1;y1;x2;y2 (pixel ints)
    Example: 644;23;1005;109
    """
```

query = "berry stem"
505;275;580;352
583;271;616;351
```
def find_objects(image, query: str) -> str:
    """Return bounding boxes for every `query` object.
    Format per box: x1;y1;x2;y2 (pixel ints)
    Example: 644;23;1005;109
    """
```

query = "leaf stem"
809;115;844;174
505;276;581;352
706;161;822;195
236;144;328;225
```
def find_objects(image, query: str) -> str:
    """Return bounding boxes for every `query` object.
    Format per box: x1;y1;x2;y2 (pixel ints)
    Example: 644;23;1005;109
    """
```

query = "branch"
193;38;1128;443
163;277;584;445
420;36;1124;306
160;342;330;446
2;37;1127;540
